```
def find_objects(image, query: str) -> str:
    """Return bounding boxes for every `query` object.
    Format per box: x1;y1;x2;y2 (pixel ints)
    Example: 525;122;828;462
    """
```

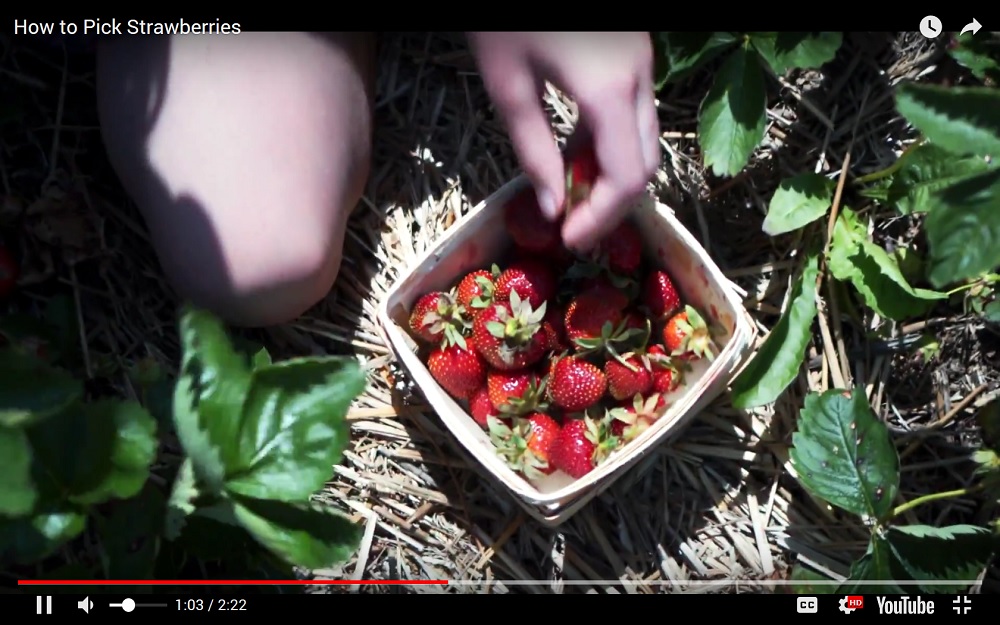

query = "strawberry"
456;265;499;311
469;385;508;428
566;143;598;210
549;416;604;478
409;290;468;345
494;258;557;310
548;355;606;412
564;284;643;359
607;393;666;444
471;290;549;370
563;286;627;344
605;354;653;401
643;270;681;321
595;220;643;275
489;413;561;479
427;335;487;400
647;344;686;393
504;188;561;253
0;244;18;298
663;305;716;361
487;369;548;416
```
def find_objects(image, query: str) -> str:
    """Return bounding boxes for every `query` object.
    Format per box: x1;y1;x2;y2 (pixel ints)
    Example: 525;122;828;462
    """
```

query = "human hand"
466;32;660;251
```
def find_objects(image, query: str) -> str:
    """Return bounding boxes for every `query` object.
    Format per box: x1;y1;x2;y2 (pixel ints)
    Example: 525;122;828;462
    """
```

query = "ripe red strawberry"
549;416;601;478
487;369;547;416
504;188;561;252
643;270;681;321
471;290;548;370
663;305;716;361
0;244;17;298
596;220;643;275
563;286;627;344
469;385;508;428
456;265;499;311
548;355;606;412
605;354;653;401
427;336;487;400
566;143;598;210
494;258;557;309
409;290;468;345
489;412;561;479
563;284;644;358
646;344;686;393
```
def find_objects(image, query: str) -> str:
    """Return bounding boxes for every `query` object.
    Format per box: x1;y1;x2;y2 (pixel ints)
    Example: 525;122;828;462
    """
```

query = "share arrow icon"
961;18;982;36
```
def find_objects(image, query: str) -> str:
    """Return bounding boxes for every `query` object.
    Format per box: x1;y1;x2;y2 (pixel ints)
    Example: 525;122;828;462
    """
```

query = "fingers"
489;69;566;220
561;77;650;251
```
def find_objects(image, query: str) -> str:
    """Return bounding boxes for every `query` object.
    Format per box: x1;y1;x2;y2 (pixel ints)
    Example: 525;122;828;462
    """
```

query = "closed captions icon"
798;596;819;613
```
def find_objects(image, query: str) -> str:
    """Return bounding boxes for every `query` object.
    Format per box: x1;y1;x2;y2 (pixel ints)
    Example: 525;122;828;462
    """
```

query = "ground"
1;31;997;593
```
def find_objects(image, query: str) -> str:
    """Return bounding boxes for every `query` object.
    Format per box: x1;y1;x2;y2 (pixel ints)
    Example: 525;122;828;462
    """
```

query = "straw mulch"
2;32;997;593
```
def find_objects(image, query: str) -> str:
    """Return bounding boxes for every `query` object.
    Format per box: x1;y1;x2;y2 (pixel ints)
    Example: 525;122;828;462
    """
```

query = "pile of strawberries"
406;150;717;484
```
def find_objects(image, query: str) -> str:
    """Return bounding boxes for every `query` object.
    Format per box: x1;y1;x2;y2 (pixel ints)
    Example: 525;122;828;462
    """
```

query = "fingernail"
537;189;558;220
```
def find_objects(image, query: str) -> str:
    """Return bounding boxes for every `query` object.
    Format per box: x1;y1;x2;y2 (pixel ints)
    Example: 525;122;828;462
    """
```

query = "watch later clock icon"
920;15;943;38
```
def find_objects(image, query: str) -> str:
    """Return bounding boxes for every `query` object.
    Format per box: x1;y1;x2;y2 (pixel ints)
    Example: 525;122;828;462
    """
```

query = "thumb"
493;74;566;220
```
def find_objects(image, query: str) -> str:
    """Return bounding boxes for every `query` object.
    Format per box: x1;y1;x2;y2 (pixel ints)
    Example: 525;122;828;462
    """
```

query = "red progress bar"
19;579;449;586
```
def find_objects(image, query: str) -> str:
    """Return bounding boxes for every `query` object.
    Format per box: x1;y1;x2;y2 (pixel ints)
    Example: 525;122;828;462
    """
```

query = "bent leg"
97;32;375;327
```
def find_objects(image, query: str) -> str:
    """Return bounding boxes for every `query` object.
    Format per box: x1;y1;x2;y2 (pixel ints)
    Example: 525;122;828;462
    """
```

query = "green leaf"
231;495;361;570
750;32;843;74
224;356;365;501
698;43;767;177
653;32;739;87
0;348;83;428
895;83;1000;157
790;387;899;522
0;427;36;516
985;299;1000;322
924;168;1000;287
877;143;993;215
173;306;251;493
252;347;272;369
948;33;1000;83
0;505;87;565
762;173;835;235
838;533;901;594
165;458;199;541
828;207;947;320
27;399;158;506
97;485;165;579
730;252;819;408
842;525;997;594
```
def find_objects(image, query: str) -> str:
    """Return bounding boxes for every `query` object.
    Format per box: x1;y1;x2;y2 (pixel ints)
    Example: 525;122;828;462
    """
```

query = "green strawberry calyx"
484;289;547;348
488;415;551;481
672;305;717;361
497;375;550;417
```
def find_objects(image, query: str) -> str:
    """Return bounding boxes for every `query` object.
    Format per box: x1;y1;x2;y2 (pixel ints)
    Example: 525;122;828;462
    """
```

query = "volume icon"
78;597;94;613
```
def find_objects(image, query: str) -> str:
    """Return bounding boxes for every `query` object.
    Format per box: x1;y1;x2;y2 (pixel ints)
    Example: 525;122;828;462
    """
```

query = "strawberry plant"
730;77;1000;409
787;389;999;591
0;304;366;581
653;32;843;177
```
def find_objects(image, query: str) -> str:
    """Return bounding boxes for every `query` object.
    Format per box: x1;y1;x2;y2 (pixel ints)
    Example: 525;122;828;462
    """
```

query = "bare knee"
95;32;374;328
173;208;348;328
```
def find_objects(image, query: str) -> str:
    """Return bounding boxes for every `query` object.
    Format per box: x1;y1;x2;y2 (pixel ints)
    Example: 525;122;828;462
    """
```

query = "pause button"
36;596;52;614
